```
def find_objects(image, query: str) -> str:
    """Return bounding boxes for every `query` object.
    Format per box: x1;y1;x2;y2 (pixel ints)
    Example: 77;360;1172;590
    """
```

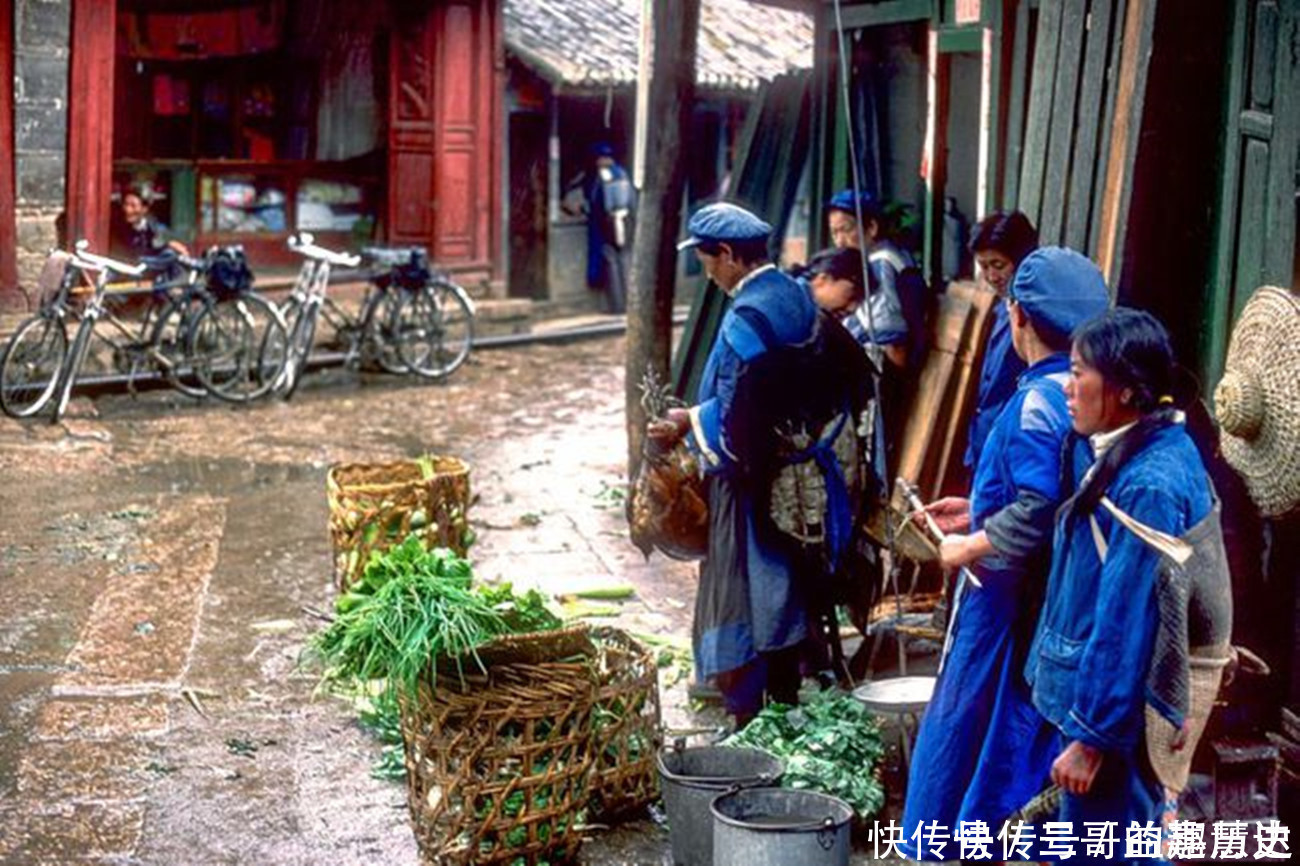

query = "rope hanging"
830;0;908;676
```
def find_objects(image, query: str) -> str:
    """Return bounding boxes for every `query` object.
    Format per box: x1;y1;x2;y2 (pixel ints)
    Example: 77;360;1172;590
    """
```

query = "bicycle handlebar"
287;232;361;268
70;241;147;278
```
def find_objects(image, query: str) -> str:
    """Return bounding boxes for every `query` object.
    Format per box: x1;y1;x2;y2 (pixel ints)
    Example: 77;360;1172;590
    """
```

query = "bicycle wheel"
52;317;96;423
396;281;474;379
0;315;67;418
194;294;288;403
150;297;207;399
279;302;319;401
363;289;407;374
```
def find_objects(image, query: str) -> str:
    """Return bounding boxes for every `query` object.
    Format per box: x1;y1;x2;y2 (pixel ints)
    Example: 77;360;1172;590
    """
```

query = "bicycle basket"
204;246;255;296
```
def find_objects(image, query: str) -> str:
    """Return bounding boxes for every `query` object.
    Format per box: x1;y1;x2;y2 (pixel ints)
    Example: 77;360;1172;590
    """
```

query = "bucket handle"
817;817;836;851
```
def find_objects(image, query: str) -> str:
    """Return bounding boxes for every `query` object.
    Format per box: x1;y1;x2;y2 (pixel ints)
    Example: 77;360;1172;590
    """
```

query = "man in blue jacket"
648;202;867;725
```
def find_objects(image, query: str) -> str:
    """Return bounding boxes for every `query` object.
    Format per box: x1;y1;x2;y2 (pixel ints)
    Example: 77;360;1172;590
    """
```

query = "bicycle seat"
360;246;428;268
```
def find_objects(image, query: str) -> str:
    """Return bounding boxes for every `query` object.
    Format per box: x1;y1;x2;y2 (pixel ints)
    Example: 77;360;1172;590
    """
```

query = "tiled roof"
505;0;814;91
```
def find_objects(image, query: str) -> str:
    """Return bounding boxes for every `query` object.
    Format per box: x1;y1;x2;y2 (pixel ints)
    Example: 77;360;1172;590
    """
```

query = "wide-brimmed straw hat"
1214;286;1300;517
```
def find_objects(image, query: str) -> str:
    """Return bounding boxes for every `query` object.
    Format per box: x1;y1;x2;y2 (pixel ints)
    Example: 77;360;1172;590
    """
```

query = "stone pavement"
0;334;900;864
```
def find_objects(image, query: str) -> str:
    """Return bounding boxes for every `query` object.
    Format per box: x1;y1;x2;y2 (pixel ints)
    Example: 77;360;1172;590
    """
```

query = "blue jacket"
1026;424;1212;751
965;301;1028;470
687;265;817;474
968;353;1071;577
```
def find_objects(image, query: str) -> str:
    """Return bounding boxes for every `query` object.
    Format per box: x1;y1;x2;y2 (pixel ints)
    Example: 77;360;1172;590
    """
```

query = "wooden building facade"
781;0;1300;818
0;0;505;311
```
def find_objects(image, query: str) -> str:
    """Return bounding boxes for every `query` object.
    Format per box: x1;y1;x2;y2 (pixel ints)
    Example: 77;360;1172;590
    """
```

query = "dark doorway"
509;112;549;299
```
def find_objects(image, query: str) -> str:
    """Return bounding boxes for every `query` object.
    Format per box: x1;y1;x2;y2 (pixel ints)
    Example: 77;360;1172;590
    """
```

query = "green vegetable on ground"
724;688;886;818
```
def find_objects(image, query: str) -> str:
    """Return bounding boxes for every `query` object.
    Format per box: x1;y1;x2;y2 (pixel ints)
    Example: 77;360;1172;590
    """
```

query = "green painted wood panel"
1262;5;1298;285
1064;0;1116;249
1039;0;1087;244
1017;0;1063;227
1001;0;1033;209
1203;0;1251;385
1233;138;1271;320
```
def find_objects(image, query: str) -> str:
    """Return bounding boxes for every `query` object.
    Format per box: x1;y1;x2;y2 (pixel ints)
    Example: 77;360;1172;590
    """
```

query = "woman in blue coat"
964;211;1039;472
901;248;1109;858
1026;309;1213;865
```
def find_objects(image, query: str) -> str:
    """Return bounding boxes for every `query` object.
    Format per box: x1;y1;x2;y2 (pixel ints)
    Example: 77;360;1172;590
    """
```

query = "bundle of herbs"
724;688;886;818
312;537;561;700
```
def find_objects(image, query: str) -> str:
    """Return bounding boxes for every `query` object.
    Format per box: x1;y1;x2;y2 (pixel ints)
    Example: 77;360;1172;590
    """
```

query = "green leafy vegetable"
724;689;886;818
311;537;508;698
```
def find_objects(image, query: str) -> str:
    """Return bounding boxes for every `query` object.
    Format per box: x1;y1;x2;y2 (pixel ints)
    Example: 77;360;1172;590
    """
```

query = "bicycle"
0;243;285;421
272;234;477;399
367;245;476;381
184;247;289;404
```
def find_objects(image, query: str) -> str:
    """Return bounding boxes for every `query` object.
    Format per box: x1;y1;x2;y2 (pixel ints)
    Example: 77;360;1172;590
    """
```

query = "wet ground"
0;336;904;865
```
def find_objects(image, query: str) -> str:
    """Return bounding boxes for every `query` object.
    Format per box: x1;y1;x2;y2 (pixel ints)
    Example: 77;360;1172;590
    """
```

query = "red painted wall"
0;1;19;308
66;1;116;255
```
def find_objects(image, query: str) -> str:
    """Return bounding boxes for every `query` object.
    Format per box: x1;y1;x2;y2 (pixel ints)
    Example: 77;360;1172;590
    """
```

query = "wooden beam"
1000;0;1032;208
836;0;935;30
1087;0;1128;258
1017;0;1063;228
0;0;17;307
1094;0;1157;291
66;1;117;253
1063;0;1116;250
1039;0;1086;245
1202;0;1250;386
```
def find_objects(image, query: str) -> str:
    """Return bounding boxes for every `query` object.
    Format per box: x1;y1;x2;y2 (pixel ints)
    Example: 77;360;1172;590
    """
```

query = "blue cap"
825;189;881;219
677;202;773;251
1009;247;1110;342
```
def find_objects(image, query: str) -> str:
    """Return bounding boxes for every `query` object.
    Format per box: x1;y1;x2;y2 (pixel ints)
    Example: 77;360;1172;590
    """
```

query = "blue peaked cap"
1009;246;1110;342
677;202;773;251
826;188;882;218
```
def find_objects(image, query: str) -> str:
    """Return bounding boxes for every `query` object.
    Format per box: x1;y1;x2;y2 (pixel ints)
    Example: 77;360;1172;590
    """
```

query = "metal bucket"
657;745;783;866
711;787;853;866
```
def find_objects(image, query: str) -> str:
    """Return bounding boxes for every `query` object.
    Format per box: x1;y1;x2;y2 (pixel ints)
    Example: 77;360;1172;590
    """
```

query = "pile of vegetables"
313;537;561;698
724;689;886;818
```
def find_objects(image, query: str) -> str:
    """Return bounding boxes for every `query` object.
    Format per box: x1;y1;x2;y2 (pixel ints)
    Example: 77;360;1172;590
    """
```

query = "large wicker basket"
327;456;472;592
588;627;661;819
399;627;599;866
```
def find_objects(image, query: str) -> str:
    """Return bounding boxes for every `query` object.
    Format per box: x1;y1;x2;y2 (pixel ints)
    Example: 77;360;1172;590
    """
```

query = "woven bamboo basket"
327;456;472;592
587;627;661;819
399;627;598;866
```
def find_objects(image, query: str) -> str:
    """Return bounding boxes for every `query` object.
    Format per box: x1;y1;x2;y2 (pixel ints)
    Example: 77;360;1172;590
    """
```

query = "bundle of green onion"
313;537;509;698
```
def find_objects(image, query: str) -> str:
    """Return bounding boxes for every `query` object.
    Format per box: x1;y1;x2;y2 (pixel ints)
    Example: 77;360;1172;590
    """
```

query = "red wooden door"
388;0;500;280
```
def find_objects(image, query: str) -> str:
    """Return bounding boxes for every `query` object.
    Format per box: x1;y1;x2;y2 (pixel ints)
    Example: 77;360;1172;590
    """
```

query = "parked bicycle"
273;233;476;399
0;242;285;421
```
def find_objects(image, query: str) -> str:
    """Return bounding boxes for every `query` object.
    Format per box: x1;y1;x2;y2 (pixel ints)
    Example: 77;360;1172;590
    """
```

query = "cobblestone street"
0;337;712;865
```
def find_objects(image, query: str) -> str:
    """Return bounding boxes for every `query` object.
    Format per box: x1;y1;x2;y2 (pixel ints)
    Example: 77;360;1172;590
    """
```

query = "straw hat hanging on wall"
1214;286;1300;518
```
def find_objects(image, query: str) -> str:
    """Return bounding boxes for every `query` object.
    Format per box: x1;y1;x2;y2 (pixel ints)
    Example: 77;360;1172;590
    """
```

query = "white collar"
726;263;775;297
1089;421;1137;459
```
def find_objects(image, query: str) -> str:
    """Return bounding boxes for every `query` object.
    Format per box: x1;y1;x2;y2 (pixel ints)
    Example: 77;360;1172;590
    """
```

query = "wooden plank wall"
1014;0;1157;285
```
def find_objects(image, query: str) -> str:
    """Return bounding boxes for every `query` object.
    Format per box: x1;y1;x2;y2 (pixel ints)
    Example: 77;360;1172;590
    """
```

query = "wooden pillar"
65;1;116;253
0;1;18;307
388;0;501;283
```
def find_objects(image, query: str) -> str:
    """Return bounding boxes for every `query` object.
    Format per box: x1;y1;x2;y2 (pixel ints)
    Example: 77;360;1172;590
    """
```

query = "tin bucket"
711;787;853;866
656;745;783;866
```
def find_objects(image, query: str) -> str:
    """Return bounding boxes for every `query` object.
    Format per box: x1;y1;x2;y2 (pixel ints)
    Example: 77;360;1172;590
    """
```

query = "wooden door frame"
66;1;116;254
